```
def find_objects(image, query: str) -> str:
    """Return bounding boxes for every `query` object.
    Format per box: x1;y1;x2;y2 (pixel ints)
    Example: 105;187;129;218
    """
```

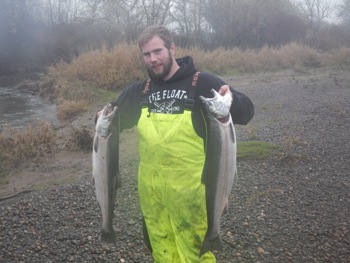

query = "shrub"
326;47;350;67
63;126;93;152
0;122;56;170
56;99;87;121
38;43;349;121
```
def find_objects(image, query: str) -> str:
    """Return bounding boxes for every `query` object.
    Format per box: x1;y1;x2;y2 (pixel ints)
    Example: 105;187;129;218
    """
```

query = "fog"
1;0;349;75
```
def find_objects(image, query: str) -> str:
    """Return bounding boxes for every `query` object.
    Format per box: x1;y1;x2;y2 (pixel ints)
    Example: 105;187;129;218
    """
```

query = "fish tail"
199;234;223;257
100;228;116;244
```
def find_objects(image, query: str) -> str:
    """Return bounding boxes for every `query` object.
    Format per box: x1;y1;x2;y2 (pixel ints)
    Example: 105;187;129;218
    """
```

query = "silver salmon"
199;89;237;256
92;104;121;244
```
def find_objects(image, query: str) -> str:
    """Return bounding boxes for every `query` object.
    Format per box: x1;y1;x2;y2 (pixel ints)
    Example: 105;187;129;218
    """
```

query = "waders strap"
184;72;200;111
141;79;151;106
141;79;151;116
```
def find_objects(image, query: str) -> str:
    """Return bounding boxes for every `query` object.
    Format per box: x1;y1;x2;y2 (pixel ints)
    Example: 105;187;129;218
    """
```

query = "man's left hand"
219;85;232;98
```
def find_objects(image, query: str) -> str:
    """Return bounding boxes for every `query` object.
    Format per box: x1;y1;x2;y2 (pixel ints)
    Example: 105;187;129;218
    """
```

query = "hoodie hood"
151;56;197;84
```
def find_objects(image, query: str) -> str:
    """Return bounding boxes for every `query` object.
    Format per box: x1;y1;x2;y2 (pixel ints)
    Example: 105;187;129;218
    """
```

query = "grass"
237;141;280;160
63;126;93;152
38;43;350;120
0;121;94;178
236;134;310;164
278;135;309;164
3;43;347;175
0;121;56;177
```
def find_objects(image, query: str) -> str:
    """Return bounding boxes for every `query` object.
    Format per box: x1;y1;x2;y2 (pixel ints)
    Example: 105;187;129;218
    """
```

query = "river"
0;77;57;129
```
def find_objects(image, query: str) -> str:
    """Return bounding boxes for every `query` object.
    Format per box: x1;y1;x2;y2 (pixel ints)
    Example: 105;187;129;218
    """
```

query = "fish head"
95;104;119;138
200;89;232;119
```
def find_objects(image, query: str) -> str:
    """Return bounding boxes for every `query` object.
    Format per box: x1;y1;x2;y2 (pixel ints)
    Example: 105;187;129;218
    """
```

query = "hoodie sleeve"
110;80;145;131
228;87;255;125
195;72;254;125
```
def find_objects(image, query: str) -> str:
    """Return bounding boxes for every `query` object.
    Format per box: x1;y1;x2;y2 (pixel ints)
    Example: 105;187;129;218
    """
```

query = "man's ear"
170;43;176;56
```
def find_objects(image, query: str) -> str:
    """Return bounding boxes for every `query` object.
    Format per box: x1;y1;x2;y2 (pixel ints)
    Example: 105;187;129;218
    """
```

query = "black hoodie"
112;56;254;138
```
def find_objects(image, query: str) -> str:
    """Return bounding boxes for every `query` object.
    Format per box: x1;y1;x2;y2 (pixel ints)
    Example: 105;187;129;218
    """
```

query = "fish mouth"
102;104;118;119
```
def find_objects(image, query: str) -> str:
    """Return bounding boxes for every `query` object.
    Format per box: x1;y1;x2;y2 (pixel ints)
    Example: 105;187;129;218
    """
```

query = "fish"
92;103;121;244
199;89;237;256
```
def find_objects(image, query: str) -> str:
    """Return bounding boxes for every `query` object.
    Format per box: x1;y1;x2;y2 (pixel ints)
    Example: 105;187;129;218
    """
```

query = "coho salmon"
92;104;121;243
199;89;237;256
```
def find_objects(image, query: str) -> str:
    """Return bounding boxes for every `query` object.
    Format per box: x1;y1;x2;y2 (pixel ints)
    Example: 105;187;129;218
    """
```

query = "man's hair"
138;25;173;50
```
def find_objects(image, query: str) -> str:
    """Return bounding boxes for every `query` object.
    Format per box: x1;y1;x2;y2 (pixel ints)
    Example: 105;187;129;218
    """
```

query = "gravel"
1;69;349;262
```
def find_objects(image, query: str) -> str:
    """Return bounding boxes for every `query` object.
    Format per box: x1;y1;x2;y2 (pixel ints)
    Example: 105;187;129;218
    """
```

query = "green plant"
237;141;279;160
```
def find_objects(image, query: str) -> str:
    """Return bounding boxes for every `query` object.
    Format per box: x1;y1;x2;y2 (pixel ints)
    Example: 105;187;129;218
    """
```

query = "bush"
0;122;56;170
63;126;93;152
56;99;87;121
39;43;349;121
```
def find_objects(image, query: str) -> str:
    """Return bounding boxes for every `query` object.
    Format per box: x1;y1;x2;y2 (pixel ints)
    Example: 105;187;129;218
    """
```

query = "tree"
170;0;211;47
293;0;336;46
140;0;173;26
338;0;350;23
0;0;44;73
337;0;350;43
204;0;305;48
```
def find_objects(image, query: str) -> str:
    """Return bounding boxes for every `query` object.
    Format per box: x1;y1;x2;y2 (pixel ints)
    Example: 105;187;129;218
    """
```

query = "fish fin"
100;228;116;244
220;196;229;215
200;234;223;257
93;136;98;152
233;170;238;185
115;171;122;189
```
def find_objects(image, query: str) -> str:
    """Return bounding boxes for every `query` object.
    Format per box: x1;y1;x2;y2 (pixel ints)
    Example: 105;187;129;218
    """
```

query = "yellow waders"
137;107;216;263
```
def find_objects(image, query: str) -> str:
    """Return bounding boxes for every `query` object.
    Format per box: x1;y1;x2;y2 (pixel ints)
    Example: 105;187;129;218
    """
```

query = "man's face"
141;36;174;80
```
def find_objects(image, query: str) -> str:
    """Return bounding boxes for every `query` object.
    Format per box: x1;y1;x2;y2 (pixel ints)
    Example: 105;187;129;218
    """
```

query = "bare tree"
337;0;350;23
293;0;336;45
140;0;173;26
337;0;350;44
170;0;210;47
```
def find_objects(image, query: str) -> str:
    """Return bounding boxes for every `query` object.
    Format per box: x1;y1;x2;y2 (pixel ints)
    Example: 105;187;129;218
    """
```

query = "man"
107;25;254;262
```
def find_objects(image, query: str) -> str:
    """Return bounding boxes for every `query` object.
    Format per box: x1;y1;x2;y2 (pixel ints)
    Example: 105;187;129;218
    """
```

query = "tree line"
1;0;349;75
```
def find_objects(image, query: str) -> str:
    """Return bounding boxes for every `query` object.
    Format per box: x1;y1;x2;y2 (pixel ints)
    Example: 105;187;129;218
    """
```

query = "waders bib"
137;74;216;262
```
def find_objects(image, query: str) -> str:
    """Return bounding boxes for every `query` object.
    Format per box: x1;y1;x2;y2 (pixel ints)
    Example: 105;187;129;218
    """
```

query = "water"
0;80;57;129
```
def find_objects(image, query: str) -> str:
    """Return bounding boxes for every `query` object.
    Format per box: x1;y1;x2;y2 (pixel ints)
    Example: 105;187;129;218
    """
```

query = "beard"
147;50;173;81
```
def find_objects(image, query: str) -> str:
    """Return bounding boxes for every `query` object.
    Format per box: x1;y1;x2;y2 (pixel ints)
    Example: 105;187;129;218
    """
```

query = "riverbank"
1;69;349;262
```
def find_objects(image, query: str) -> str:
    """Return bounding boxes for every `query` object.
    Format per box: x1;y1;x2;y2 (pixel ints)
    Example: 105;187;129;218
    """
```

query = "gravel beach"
1;69;349;262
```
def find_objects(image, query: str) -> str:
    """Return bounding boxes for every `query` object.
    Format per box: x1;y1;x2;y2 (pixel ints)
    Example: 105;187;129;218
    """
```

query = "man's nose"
150;53;157;62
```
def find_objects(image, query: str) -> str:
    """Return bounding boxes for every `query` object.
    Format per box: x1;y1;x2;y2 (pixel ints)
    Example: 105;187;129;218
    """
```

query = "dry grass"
246;124;260;141
39;43;350;120
278;135;309;164
177;42;328;74
0;122;56;172
325;47;350;67
43;44;145;91
57;99;87;121
63;126;93;152
0;121;93;177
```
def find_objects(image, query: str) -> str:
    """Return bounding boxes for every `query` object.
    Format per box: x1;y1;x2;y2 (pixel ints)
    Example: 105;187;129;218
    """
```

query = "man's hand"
95;108;105;124
218;85;232;98
97;109;103;117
